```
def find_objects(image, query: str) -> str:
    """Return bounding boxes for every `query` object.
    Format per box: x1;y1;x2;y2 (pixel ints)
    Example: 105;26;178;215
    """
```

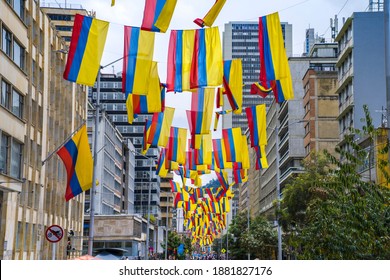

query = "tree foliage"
281;105;390;259
241;215;277;259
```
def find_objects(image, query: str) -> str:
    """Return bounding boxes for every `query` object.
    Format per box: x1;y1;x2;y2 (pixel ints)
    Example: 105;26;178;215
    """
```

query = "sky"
49;0;371;184
54;0;370;125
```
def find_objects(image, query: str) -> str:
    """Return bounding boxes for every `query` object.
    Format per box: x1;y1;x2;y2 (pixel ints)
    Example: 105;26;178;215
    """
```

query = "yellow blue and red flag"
63;14;109;86
57;125;93;201
194;0;226;28
141;0;177;33
122;26;155;95
258;12;293;102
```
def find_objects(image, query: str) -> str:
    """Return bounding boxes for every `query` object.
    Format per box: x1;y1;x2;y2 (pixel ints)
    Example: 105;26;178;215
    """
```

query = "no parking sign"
45;225;64;243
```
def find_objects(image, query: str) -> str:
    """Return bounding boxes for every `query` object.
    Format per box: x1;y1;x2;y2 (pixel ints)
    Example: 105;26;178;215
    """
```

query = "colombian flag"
212;139;232;170
221;59;243;113
167;29;195;92
258;12;294;102
194;0;226;28
122;26;155;95
63;14;109;86
167;127;187;164
147;107;175;147
125;62;163;124
222;127;243;163
141;0;177;33
190;27;223;89
57;125;93;201
245;104;267;148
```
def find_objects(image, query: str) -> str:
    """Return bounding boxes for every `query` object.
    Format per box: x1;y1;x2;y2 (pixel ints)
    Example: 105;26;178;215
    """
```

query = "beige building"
0;0;87;259
302;67;339;158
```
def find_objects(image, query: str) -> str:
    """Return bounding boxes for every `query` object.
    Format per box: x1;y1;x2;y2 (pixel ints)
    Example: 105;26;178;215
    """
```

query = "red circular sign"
45;225;64;243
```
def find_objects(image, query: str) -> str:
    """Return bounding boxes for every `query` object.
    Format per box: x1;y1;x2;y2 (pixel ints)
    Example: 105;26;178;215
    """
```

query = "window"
10;140;22;178
1;79;24;119
13;0;25;20
12;89;23;118
1;80;11;108
2;27;12;56
0;134;10;173
1;27;26;70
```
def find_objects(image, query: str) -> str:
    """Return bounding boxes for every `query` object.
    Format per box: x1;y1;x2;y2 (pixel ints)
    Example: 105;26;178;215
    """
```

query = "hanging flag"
147;107;175;147
194;133;212;165
166;29;195;92
221;59;242;113
141;0;177;33
194;0;226;28
57;125;93;201
258;12;294;102
111;0;115;6
222;127;243;163
63;14;109;86
167;127;187;164
122;26;155;95
187;88;215;148
212;139;232;170
170;180;182;192
190;26;223;89
245;104;267;148
125;62;163;124
156;148;169;177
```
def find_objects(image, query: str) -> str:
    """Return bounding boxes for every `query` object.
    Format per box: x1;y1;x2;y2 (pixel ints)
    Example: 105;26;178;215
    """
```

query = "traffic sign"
45;225;64;243
221;248;226;253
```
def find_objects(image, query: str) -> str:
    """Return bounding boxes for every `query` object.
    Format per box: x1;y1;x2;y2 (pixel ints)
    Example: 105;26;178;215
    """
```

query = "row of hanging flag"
60;0;294;245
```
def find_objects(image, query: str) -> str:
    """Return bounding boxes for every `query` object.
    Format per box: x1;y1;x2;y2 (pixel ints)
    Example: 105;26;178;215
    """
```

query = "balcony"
279;166;304;184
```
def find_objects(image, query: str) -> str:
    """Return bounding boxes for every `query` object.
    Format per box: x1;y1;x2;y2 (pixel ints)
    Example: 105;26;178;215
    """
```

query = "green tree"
281;105;390;259
227;212;250;259
241;215;277;259
161;231;181;259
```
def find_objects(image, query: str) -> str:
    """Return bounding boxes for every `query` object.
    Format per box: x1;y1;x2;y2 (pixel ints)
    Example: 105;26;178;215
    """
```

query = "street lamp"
164;192;173;260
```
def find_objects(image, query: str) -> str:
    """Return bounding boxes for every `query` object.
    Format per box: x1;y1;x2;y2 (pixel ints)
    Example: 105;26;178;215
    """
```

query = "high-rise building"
335;11;386;152
1;0;87;259
89;73;161;220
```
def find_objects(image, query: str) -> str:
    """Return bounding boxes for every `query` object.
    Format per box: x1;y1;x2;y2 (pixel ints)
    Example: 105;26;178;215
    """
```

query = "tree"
241;215;277;259
226;212;250;259
281;105;390;259
161;231;181;259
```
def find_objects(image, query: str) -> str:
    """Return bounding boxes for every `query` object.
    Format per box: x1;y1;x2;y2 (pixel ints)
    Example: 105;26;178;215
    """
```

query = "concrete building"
158;172;174;255
89;73;162;220
0;0;87;259
302;43;339;158
86;108;127;215
335;11;386;151
41;2;90;46
91;214;153;259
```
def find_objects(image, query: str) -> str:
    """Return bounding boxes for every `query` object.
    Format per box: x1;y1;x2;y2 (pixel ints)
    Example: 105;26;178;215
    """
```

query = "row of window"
1;79;24;119
0;131;23;179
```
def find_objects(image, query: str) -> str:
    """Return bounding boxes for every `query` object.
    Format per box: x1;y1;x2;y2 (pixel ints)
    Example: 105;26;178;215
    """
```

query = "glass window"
13;40;25;70
2;27;12;56
12;89;23;118
10;140;23;179
14;0;25;20
1;80;11;108
0;133;10;173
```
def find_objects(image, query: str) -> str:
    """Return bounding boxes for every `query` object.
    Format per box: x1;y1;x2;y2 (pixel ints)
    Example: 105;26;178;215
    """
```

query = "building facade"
335;11;386;151
89;73;161;220
1;0;87;259
302;43;339;158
